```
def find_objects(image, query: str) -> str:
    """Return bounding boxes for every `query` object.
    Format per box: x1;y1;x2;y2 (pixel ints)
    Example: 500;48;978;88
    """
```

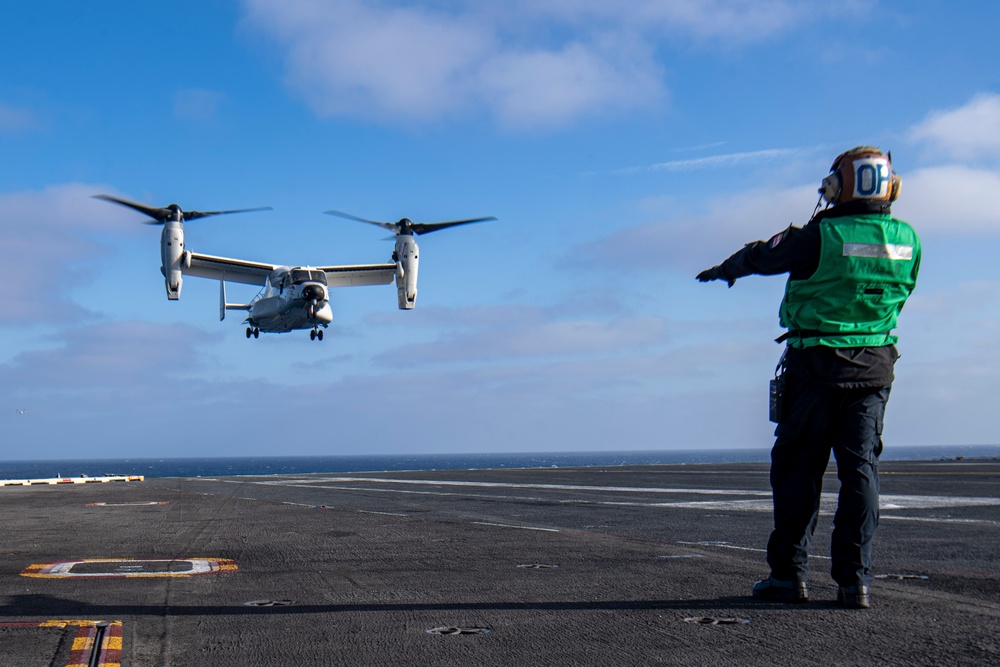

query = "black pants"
767;371;889;587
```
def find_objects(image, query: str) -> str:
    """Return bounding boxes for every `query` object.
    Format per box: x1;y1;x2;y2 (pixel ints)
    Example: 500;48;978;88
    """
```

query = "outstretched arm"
697;224;820;285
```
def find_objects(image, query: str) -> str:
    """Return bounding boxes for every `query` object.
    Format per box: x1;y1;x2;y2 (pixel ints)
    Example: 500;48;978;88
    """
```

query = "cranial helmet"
819;146;902;205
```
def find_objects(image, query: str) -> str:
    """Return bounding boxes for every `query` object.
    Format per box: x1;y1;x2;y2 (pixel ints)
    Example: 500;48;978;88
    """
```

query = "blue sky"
2;1;999;460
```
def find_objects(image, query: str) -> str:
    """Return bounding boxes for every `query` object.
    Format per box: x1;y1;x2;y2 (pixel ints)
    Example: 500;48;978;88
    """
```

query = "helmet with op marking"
819;146;901;205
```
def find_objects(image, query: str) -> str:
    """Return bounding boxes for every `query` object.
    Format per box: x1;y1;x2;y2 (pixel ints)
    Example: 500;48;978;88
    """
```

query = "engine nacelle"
395;235;418;310
160;220;185;300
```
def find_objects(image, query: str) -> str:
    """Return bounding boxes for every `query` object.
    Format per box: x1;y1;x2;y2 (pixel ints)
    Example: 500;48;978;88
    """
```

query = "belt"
774;329;889;344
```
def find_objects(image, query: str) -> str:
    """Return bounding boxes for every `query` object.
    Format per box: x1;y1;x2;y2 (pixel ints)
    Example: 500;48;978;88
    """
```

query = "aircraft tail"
219;281;251;321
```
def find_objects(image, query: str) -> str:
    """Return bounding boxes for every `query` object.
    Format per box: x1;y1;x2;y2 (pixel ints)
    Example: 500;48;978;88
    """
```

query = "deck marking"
881;515;1000;526
67;621;122;667
242;477;1000;514
473;521;560;532
0;620;123;667
251;477;774;496
678;540;832;560
659;554;706;559
0;474;143;487
21;558;238;578
87;501;168;507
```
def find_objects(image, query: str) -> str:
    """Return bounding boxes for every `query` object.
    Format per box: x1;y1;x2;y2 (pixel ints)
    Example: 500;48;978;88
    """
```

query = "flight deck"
0;460;997;665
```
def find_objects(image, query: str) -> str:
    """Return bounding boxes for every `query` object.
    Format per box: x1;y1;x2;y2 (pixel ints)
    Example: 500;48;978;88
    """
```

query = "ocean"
0;445;997;480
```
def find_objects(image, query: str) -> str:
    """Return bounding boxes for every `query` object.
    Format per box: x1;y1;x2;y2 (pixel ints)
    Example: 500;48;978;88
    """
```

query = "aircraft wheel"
317;329;324;341
253;328;260;339
310;330;316;341
246;327;252;339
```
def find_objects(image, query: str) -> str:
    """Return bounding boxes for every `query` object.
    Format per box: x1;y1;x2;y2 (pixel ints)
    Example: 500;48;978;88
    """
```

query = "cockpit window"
289;269;328;286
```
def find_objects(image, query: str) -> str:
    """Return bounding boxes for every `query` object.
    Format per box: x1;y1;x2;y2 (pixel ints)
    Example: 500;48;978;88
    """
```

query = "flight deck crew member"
696;147;920;609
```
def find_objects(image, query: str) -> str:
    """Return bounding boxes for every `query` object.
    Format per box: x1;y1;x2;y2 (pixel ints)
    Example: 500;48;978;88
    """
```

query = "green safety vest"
779;213;920;348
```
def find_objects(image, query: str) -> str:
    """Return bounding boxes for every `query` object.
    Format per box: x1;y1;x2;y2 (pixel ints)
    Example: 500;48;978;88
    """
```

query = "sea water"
0;445;996;480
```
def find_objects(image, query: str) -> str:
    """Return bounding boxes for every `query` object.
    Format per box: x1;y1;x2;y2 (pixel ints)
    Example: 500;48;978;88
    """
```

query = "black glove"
696;266;736;287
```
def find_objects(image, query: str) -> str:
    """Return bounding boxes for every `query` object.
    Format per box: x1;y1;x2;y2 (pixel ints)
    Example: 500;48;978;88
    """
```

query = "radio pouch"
769;353;787;424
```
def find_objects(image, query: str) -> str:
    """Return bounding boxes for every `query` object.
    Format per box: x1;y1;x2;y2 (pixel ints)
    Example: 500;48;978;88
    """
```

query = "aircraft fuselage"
224;267;335;339
246;290;333;333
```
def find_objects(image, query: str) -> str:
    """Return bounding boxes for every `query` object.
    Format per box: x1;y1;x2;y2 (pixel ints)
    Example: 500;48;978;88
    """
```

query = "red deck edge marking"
0;621;123;667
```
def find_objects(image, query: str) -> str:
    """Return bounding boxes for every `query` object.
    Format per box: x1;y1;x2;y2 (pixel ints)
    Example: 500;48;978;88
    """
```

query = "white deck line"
248;477;1000;511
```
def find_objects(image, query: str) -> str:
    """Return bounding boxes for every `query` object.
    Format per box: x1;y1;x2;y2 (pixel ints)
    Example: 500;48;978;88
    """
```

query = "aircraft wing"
182;252;277;287
320;263;397;287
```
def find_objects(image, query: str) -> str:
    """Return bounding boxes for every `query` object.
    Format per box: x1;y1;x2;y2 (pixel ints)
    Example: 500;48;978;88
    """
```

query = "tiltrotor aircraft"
95;195;494;341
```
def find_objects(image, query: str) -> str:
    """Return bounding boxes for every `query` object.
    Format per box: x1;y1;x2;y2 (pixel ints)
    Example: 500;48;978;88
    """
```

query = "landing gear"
246;326;259;339
309;327;324;341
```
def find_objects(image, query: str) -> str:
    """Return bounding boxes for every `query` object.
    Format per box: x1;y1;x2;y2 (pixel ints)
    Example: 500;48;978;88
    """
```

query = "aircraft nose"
303;285;326;301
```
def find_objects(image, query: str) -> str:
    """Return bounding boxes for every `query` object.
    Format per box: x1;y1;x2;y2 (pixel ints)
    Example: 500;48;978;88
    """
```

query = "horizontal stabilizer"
219;281;251;321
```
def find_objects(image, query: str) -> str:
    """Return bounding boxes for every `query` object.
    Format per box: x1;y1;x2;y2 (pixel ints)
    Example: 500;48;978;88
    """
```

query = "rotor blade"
323;209;383;225
410;217;496;235
95;195;271;224
92;194;173;223
185;207;273;221
324;209;401;233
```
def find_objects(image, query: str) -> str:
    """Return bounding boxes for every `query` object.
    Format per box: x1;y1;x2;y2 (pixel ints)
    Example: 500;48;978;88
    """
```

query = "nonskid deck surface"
1;461;997;666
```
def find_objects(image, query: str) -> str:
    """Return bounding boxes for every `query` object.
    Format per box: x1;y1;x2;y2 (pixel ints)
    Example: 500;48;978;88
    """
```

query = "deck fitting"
683;617;750;625
426;627;492;635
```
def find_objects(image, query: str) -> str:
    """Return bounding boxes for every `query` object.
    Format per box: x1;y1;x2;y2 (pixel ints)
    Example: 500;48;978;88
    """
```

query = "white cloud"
0;184;139;325
0;307;770;456
571;183;820;273
479;41;662;128
374;305;670;365
239;0;831;128
601;0;812;41
467;0;824;43
892;165;1000;234
612;147;808;175
0;102;40;133
263;1;491;121
887;95;1000;234
0;320;238;453
909;93;1000;162
2;321;218;390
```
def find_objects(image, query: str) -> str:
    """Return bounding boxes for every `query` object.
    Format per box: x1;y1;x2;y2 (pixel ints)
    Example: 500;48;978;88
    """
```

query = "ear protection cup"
819;172;841;205
889;174;902;201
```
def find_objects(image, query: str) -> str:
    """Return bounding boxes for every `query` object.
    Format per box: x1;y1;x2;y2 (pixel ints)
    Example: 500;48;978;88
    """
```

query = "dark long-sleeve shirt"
715;200;893;284
711;200;901;388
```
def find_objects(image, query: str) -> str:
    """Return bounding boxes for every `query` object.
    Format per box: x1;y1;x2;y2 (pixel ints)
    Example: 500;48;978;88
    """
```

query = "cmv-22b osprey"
95;195;494;341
